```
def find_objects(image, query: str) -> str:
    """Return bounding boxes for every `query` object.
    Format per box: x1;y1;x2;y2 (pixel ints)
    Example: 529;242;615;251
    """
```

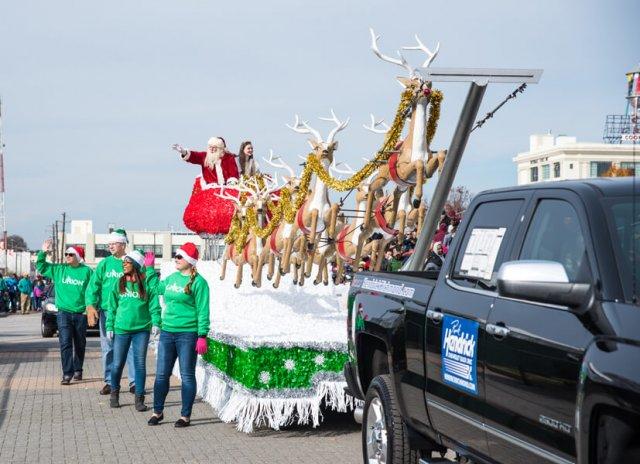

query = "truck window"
451;199;524;291
519;199;591;283
604;197;639;304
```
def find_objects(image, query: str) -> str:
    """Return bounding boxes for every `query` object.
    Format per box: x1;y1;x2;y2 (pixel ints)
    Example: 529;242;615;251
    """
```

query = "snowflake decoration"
284;359;296;371
259;371;271;384
314;354;325;366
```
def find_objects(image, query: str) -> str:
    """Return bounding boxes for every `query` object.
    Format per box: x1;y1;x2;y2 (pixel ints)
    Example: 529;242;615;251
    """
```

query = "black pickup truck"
344;178;639;464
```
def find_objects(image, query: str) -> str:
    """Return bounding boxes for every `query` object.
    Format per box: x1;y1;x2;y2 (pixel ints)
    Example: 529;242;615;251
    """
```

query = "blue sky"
1;0;638;248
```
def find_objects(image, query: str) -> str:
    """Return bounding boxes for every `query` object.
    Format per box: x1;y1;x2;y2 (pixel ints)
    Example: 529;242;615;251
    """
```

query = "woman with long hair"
148;242;210;427
106;250;161;412
237;140;256;177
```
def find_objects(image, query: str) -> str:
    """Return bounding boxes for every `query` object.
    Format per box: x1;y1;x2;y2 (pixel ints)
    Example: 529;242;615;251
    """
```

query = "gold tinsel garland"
426;90;443;147
225;87;444;251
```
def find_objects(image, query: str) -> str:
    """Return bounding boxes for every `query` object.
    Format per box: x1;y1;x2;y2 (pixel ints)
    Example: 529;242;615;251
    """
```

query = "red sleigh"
182;177;239;235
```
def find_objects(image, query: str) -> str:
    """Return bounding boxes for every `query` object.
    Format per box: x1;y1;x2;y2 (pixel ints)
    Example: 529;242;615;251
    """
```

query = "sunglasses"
64;253;75;257
174;254;184;260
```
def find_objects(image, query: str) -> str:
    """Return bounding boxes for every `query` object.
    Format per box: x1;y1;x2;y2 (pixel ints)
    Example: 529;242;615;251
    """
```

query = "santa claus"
172;137;240;185
172;137;241;236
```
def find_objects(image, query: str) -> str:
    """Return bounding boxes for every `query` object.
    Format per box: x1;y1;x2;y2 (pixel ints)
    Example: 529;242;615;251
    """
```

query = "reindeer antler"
402;34;439;68
262;150;295;179
215;188;242;208
329;160;356;178
286;115;323;143
320;109;350;145
369;27;414;76
363;114;390;134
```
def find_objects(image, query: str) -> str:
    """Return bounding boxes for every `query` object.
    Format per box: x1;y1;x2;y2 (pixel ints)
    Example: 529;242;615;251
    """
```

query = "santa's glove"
151;326;160;338
171;143;187;156
143;251;155;267
195;337;208;355
107;331;114;342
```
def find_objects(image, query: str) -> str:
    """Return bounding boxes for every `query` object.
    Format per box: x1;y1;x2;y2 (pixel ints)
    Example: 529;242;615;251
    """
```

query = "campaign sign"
441;315;479;395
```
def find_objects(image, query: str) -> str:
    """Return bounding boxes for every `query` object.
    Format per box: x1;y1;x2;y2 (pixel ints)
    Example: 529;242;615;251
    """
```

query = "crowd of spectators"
0;272;51;314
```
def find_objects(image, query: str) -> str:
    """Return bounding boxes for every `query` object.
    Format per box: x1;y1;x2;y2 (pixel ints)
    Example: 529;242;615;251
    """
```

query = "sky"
0;0;638;249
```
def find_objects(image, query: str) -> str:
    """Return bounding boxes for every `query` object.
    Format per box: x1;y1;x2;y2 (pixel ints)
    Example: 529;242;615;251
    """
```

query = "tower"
603;64;640;143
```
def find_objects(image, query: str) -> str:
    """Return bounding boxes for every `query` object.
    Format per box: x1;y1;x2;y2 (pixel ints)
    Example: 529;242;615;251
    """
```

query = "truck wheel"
362;374;417;464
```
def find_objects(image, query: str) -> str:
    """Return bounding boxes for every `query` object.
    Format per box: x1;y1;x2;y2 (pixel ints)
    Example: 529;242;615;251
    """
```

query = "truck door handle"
486;323;510;340
427;309;443;323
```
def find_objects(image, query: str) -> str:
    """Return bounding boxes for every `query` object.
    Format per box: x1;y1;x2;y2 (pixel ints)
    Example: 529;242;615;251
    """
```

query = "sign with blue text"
441;315;479;395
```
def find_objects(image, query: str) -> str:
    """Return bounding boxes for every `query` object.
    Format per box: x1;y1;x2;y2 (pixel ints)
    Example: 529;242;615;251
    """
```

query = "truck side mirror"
497;260;593;314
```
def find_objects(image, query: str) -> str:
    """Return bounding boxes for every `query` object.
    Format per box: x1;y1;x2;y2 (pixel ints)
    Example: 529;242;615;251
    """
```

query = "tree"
445;186;472;223
7;235;28;251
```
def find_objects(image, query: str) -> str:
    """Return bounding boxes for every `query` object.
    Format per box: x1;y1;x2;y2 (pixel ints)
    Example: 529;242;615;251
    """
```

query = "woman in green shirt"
106;250;161;412
148;242;210;428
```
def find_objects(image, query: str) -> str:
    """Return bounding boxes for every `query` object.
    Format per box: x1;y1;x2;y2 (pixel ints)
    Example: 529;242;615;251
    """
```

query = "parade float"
168;28;539;433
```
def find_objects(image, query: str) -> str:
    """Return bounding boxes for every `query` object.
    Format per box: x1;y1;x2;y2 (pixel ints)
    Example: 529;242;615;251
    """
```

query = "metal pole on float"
407;68;543;271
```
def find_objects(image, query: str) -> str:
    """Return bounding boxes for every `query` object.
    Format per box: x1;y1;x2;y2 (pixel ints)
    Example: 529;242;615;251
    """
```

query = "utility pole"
60;212;66;260
53;221;59;263
0;97;7;272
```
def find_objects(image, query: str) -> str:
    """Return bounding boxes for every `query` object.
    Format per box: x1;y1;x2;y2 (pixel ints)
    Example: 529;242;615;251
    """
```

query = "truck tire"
362;374;418;464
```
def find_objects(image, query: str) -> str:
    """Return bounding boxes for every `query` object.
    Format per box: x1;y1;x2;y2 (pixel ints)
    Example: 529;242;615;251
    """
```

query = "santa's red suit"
181;145;241;236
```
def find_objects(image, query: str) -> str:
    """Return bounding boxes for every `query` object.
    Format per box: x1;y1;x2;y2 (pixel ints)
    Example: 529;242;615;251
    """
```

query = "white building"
61;220;214;268
514;133;639;185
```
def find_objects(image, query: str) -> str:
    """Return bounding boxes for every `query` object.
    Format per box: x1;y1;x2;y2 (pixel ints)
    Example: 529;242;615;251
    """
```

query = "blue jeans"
57;310;87;377
111;330;150;395
153;331;198;417
99;310;135;386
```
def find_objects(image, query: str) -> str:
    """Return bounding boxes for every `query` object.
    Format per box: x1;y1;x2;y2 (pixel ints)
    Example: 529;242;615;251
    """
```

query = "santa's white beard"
204;151;222;170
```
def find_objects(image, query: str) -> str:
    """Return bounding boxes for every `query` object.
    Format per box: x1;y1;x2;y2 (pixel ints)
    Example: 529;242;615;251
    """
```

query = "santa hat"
124;249;145;270
176;242;199;266
65;246;85;263
108;228;128;244
207;137;226;149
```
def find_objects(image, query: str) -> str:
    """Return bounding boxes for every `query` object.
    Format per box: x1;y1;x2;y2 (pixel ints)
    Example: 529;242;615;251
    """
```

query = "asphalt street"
0;312;362;463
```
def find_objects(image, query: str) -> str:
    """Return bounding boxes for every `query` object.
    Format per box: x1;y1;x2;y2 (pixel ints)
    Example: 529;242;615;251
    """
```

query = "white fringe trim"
173;359;359;433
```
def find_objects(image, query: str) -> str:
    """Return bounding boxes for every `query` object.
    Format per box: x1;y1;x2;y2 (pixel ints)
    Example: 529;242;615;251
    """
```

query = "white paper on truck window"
458;227;506;280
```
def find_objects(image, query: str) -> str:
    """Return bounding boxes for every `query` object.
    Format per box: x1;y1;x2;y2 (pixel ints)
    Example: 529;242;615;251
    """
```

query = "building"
514;133;639;185
61;220;217;268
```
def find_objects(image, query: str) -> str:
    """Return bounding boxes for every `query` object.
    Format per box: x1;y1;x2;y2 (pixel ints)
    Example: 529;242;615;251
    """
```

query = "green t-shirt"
86;255;158;310
106;278;161;334
156;272;210;336
36;251;92;313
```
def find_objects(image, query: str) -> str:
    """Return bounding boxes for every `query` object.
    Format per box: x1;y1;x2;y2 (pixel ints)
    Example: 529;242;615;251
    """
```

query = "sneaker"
61;377;71;385
99;384;111;395
110;390;120;408
174;418;190;428
147;413;164;426
73;372;82;381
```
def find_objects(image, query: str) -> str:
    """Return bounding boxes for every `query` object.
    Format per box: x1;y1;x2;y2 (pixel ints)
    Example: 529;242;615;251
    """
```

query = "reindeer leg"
281;232;296;274
266;253;275;281
273;263;282;288
234;261;243;289
220;253;228;280
417;204;426;235
412;161;424;209
313;254;325;285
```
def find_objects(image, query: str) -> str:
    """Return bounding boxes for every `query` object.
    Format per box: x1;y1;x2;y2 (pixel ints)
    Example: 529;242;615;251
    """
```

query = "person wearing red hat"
147;242;210;427
36;239;93;385
171;137;241;236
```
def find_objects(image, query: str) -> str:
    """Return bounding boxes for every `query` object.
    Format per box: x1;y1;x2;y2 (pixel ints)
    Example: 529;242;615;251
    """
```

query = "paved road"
0;313;361;464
